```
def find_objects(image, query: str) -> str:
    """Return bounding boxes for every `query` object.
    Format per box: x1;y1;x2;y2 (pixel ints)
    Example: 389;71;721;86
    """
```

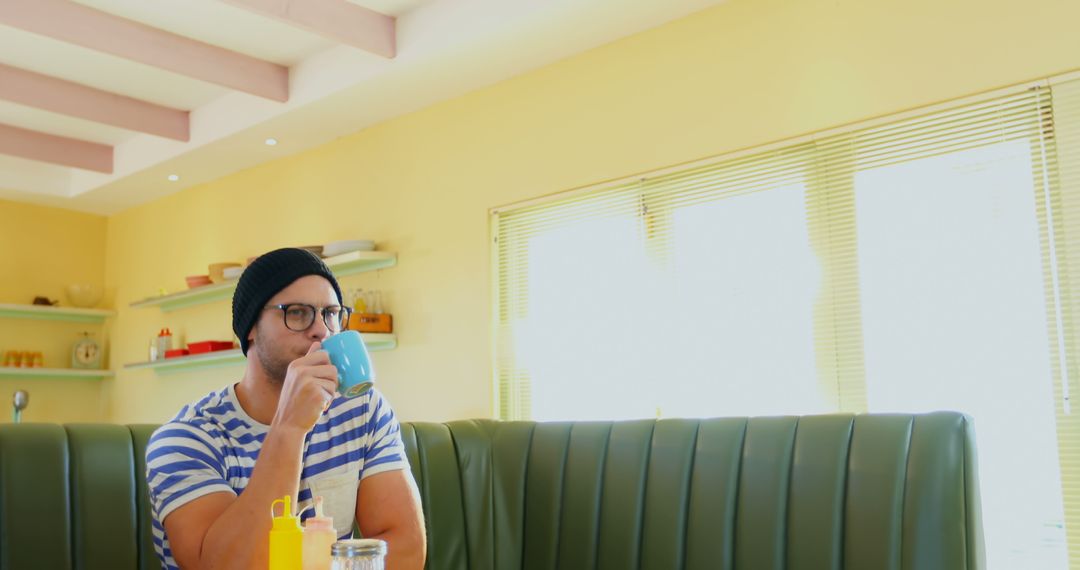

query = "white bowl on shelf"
65;284;103;308
208;262;242;284
323;239;375;257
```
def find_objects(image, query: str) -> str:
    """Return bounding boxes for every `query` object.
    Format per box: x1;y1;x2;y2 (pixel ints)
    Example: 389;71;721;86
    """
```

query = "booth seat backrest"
0;424;159;570
0;412;984;570
400;413;984;570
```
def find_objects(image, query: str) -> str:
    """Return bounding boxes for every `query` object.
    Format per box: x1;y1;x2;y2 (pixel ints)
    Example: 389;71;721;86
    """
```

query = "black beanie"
232;247;343;355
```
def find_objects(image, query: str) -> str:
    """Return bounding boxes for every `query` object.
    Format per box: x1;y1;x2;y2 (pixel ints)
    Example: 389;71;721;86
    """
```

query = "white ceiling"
0;0;726;214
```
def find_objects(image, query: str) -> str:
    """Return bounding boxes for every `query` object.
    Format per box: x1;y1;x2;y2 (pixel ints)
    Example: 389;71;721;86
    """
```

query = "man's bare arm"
356;470;426;570
163;425;306;569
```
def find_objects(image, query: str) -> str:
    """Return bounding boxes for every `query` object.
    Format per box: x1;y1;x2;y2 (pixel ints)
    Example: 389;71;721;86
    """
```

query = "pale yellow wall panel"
105;0;1080;423
0;198;108;423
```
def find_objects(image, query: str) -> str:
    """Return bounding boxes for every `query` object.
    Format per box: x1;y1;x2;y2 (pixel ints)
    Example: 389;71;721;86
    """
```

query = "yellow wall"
0;199;108;423
104;0;1080;424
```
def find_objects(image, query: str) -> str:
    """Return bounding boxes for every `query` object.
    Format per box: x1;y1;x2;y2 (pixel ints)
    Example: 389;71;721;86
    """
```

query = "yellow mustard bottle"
269;495;303;570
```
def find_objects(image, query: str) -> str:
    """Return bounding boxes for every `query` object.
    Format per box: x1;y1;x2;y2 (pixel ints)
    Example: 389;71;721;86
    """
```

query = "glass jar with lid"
330;539;387;570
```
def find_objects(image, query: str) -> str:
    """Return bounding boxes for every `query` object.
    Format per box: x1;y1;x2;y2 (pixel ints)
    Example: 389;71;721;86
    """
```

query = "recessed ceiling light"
167;174;180;182
264;138;278;146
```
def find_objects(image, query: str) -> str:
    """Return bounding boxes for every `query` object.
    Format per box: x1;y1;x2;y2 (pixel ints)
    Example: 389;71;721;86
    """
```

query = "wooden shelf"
130;251;397;312
0;367;114;380
0;303;115;323
124;333;397;374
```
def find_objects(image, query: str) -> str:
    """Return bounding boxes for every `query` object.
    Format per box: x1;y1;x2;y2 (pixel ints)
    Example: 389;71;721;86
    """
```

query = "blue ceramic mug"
321;330;375;398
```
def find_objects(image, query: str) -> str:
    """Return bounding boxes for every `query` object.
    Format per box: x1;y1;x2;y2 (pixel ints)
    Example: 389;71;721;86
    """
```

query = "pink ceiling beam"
221;0;395;58
0;63;190;141
0;0;289;102
0;123;112;173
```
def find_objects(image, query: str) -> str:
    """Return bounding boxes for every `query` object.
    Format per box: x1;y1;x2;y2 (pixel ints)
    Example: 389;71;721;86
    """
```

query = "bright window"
856;141;1067;568
493;79;1080;569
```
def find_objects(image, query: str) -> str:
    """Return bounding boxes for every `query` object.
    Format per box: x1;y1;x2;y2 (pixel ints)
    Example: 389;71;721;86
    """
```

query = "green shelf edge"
130;251;396;312
0;367;114;379
125;349;246;375
0;303;115;324
124;333;397;375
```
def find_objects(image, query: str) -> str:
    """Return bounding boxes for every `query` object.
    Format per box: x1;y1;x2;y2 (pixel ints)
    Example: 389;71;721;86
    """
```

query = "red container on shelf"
164;348;190;359
187;341;235;354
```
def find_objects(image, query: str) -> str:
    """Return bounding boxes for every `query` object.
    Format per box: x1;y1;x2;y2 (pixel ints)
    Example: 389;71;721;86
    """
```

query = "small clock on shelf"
72;332;102;370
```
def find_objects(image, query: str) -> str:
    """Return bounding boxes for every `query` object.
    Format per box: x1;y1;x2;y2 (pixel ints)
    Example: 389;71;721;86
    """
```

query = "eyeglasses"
264;304;352;332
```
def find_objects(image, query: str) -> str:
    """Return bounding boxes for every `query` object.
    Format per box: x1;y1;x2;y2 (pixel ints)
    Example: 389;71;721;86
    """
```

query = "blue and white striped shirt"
145;383;408;570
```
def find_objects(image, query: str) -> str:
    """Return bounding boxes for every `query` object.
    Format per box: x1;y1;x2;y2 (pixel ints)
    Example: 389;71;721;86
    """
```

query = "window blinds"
1043;75;1080;568
492;78;1079;567
493;85;1052;420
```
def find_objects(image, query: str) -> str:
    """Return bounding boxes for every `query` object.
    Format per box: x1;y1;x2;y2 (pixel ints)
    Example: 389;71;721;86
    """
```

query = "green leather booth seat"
0;412;984;569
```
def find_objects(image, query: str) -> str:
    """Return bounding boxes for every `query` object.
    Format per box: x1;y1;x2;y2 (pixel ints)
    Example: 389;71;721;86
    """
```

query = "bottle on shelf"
155;328;173;361
353;289;367;314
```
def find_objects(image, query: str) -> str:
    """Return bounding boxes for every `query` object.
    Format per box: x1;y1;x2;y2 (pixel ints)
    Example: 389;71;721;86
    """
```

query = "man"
145;248;426;569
